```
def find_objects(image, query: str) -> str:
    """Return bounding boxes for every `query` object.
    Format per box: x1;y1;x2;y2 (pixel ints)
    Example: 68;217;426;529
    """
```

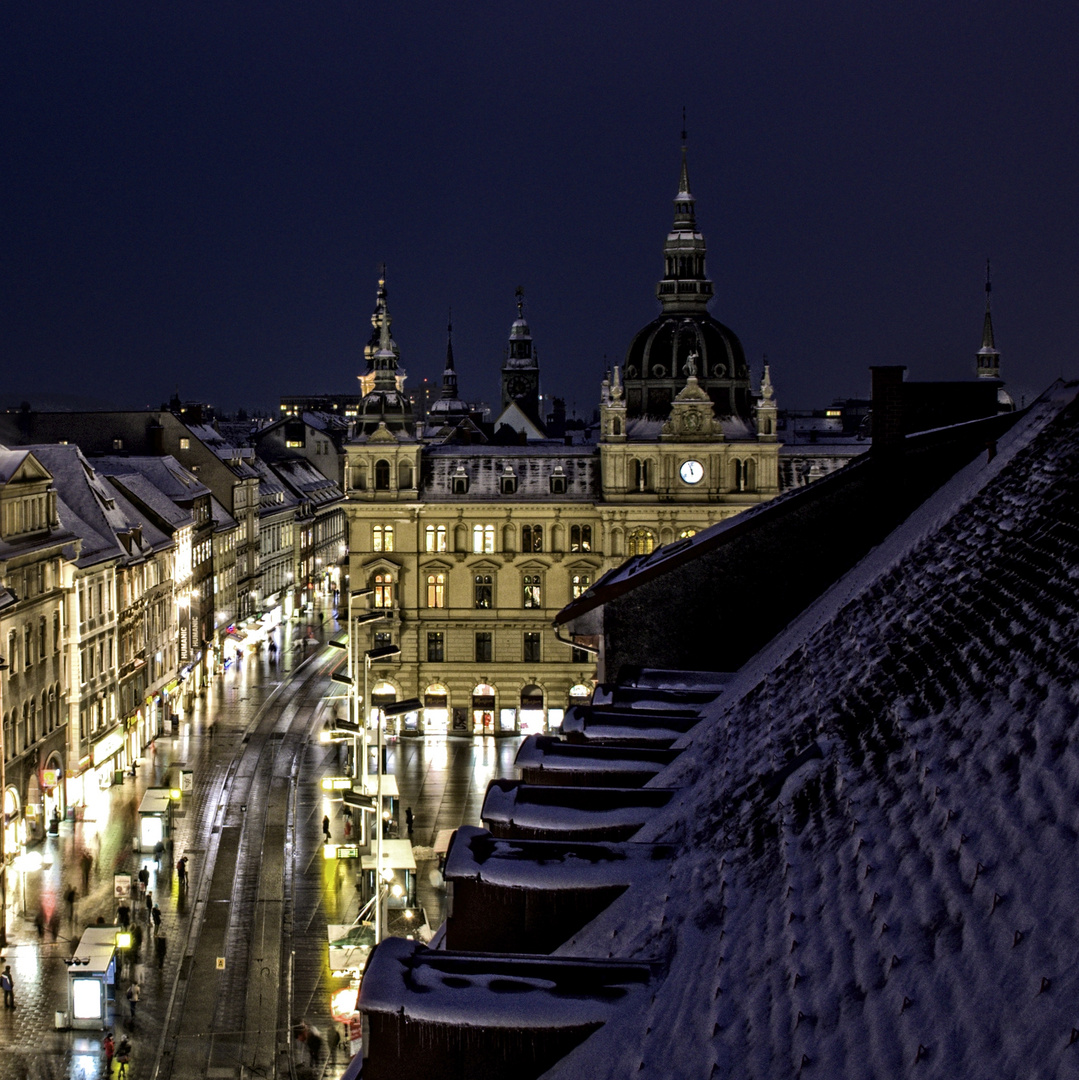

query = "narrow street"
0;617;522;1079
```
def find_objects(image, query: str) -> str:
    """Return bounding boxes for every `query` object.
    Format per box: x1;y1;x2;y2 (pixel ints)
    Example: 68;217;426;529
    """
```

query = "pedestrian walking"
155;931;167;968
0;966;13;1008
306;1022;324;1066
343;814;353;842
49;910;60;941
116;1034;132;1078
328;1023;341;1067
117;902;131;929
34;910;44;940
322;815;331;842
153;840;165;867
176;855;188;887
66;885;77;927
81;850;93;892
152;904;161;931
103;1031;115;1073
405;806;414;836
145;891;154;922
126;980;140;1021
138;865;149;898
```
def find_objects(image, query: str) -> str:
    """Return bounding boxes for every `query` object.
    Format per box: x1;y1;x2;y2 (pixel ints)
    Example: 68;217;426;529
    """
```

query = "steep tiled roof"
547;382;1079;1078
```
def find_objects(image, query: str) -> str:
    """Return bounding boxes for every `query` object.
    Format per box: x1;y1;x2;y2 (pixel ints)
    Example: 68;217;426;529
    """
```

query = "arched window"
571;573;591;599
426;573;445;608
627;528;655;557
473;524;495;554
373;573;394;608
522;525;543;553
570;525;592;552
523;574;542;609
425;524;447;553
374;459;391;490
474;574;493;609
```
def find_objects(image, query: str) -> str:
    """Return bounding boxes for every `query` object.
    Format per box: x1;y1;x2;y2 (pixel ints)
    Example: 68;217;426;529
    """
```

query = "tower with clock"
498;287;543;433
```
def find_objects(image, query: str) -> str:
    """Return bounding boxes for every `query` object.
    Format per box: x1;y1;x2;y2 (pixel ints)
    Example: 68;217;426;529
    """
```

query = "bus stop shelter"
137;788;174;852
67;926;118;1029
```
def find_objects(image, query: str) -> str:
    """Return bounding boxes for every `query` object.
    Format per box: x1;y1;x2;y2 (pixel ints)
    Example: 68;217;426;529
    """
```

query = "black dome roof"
623;311;750;420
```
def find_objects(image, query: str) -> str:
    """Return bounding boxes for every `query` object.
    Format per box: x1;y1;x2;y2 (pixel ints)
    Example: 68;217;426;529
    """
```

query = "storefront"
472;684;496;736
422;686;449;736
519;686;545;735
371;682;404;735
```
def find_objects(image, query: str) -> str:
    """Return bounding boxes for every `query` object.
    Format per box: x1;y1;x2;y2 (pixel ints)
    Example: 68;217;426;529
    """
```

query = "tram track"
152;649;335;1080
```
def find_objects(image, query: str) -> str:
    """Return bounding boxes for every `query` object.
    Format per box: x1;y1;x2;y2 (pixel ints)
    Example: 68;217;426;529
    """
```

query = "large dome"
623;311;750;419
622;143;754;421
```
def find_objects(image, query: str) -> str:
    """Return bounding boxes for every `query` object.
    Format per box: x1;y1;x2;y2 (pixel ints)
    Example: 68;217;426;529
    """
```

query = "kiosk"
67;926;118;1029
137;788;173;852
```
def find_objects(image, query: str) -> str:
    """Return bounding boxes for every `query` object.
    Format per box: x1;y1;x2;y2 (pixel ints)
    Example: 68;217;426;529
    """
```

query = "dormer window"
451;464;469;495
500;467;517;495
549;466;567;495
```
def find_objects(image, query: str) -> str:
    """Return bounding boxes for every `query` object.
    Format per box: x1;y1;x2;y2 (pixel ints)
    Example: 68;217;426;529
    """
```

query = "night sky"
3;2;1077;418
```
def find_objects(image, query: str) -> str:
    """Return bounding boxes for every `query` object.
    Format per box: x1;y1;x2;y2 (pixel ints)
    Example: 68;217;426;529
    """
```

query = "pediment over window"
361;555;402;574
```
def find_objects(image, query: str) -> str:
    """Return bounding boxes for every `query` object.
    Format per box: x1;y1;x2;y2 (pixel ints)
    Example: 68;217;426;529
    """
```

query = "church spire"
976;259;1001;380
441;310;459;400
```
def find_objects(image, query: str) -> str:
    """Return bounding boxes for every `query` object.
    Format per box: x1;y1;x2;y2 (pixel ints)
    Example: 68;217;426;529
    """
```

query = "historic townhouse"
0;449;73;868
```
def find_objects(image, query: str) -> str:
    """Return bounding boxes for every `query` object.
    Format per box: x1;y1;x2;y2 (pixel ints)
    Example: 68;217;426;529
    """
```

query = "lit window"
627;528;655;556
678;528;697;540
427;632;444;662
425;524;447;553
472;524;494;554
373;525;394;553
179;437;190;450
521;525;543;552
373;573;394;608
474;574;492;609
570;525;592;552
523;632;541;663
571;573;591;599
523;574;542;609
427;573;445;608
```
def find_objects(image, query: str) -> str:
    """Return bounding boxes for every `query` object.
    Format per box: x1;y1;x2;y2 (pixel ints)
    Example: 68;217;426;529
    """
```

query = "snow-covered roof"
359;937;653;1029
421;445;598;502
544;381;1079;1079
515;735;682;781
444;825;675;891
482;780;677;841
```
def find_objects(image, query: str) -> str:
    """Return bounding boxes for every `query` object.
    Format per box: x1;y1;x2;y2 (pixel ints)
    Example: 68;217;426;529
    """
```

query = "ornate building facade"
341;149;783;736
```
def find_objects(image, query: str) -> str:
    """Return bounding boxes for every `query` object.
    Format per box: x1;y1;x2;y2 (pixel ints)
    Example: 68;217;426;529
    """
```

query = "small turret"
755;359;778;442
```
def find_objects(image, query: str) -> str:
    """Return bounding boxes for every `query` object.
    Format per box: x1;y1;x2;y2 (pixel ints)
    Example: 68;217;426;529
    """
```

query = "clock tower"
499;287;542;430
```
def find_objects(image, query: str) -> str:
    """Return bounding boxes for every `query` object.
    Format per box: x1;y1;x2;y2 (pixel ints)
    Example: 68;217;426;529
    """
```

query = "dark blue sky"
3;2;1076;417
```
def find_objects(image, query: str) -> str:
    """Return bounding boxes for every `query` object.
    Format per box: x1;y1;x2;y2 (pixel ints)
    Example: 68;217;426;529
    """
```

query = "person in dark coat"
322;815;331;842
117;902;131;929
155;931;167;968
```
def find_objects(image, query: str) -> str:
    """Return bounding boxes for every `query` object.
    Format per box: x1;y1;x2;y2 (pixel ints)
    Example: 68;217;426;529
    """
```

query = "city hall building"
341;148;782;735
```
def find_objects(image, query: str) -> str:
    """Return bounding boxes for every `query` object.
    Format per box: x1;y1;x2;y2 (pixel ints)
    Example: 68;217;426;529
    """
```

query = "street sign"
343;790;376;812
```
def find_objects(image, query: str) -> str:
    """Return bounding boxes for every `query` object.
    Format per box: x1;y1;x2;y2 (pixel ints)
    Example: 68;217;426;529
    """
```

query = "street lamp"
375;694;421;944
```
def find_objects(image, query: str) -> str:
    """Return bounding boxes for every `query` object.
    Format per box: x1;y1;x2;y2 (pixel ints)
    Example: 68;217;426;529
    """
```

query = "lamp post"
375;694;421;943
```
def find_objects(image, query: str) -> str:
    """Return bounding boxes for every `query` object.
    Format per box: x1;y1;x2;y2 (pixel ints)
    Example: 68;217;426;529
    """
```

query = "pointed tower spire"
756;355;778;442
441;310;459;400
976;259;1001;380
658;132;711;313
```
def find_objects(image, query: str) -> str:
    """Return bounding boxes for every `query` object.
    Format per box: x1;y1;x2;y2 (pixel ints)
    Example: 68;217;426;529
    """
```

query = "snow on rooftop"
545;381;1079;1079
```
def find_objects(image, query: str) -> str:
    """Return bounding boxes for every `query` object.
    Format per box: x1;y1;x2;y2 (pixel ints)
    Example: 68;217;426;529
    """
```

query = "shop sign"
321;777;352;791
424;694;448;708
472;695;496;709
92;731;125;767
43;769;60;789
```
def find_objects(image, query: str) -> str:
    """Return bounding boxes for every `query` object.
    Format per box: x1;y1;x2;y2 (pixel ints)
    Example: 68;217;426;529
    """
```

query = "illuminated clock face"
679;459;704;484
